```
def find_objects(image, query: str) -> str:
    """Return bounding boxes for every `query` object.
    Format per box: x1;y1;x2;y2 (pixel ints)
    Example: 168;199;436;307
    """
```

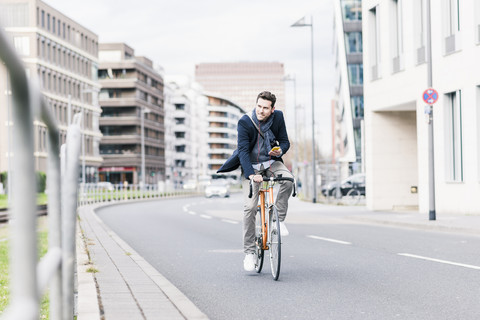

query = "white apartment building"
165;75;208;189
205;94;245;179
0;0;103;181
363;0;480;214
332;0;364;173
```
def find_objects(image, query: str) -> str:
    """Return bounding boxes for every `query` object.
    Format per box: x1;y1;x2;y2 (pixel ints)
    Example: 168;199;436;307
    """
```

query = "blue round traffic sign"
423;88;438;105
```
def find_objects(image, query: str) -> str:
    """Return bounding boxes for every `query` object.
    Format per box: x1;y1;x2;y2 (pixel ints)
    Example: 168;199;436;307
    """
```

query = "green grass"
0;217;49;318
0;193;47;210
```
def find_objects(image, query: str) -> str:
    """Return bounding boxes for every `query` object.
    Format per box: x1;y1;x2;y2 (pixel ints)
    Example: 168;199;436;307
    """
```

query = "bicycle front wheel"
254;206;264;273
268;206;281;280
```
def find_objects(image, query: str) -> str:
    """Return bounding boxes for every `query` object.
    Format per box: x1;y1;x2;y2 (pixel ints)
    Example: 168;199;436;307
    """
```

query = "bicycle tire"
254;207;264;273
268;206;281;280
345;188;361;205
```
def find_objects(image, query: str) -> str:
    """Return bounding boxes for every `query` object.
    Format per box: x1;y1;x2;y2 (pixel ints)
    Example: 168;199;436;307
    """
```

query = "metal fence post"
62;114;82;319
0;25;38;320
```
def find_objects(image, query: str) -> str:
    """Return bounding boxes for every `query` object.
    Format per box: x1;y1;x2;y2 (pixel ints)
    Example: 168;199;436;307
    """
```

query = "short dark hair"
256;91;276;108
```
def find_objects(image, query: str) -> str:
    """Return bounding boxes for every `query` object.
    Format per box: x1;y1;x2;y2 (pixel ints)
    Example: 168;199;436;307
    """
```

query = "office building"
98;43;165;185
195;62;285;112
0;0;103;181
363;0;480;213
205;94;244;179
332;0;364;175
164;75;208;189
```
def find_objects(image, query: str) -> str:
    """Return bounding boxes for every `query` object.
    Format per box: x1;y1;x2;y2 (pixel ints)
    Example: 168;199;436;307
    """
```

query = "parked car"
204;179;230;198
97;181;114;191
321;173;365;197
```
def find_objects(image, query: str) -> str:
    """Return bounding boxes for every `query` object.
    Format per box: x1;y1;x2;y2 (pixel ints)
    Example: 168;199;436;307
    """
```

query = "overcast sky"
43;0;336;156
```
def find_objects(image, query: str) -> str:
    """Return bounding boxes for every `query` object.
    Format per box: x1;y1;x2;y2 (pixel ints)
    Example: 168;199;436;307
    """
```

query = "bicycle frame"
258;181;276;250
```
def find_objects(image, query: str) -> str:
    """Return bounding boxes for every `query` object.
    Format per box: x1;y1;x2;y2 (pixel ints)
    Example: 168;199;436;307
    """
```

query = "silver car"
204;180;230;198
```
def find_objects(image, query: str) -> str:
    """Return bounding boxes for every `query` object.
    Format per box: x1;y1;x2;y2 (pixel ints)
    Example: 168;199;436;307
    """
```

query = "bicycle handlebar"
248;176;297;198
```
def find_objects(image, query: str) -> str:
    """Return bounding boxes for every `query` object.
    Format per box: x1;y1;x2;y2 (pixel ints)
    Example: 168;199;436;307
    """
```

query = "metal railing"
78;184;199;206
0;27;81;319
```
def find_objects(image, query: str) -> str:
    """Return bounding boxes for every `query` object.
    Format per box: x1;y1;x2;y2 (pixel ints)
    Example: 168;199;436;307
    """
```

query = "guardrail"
0;26;81;319
78;184;200;206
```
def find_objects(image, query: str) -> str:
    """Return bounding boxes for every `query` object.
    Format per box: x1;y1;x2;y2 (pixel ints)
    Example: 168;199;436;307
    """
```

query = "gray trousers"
241;161;294;254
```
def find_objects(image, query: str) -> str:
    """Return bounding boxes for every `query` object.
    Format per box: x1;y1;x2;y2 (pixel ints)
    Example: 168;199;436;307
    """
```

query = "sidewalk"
345;209;480;235
76;204;209;320
76;200;480;319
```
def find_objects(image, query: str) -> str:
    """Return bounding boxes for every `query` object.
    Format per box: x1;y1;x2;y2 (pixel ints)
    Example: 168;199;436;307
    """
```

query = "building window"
13;36;30;56
342;0;362;21
350;96;364;118
391;0;404;73
345;32;362;53
52;17;55;33
347;64;363;85
477;86;480;181
175;103;185;110
47;13;50;31
413;0;426;64
444;0;460;54
41;10;44;28
475;1;480;44
369;6;381;80
445;90;463;182
175;145;186;153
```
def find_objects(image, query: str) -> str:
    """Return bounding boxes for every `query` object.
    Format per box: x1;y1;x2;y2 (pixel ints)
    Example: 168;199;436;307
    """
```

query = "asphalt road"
96;194;480;320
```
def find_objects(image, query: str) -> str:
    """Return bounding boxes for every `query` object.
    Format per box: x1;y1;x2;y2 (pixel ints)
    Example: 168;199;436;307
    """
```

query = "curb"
77;203;209;320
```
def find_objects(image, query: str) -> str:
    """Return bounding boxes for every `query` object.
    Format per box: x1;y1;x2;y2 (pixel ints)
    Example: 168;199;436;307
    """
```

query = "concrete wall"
366;110;418;210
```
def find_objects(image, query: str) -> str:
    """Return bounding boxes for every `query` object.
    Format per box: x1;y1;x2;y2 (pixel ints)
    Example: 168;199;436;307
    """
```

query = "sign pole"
426;0;436;220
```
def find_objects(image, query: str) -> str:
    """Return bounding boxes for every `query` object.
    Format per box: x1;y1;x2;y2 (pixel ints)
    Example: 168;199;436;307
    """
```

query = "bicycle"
248;174;296;280
343;182;363;205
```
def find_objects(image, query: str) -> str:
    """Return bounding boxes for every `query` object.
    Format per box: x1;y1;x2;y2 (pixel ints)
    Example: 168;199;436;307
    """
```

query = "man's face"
256;98;274;121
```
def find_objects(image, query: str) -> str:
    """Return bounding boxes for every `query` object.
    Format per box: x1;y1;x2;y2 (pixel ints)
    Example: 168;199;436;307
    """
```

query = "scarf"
250;109;276;164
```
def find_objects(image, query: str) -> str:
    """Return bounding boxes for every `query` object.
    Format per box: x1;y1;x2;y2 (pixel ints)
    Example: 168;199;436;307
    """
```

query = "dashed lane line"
307;235;352;245
221;219;239;225
188;211;196;215
398;253;480;270
200;214;212;220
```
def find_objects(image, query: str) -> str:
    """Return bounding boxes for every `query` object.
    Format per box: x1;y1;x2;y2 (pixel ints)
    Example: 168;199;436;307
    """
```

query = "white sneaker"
279;222;289;237
243;253;256;271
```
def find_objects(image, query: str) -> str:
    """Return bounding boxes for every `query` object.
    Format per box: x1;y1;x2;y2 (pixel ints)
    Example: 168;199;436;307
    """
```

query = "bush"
36;171;46;193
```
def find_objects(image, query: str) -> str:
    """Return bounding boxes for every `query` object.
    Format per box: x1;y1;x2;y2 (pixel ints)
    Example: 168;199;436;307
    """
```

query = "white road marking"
188;211;196;215
398;253;480;270
182;205;189;212
307;235;352;245
200;214;212;219
221;219;239;224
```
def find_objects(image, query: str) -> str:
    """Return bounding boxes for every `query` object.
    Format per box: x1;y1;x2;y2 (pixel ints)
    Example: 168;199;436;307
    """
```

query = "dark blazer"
217;110;290;179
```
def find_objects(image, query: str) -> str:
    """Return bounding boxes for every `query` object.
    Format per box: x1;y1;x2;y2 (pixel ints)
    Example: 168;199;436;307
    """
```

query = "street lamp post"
282;74;298;178
291;16;317;203
141;107;151;188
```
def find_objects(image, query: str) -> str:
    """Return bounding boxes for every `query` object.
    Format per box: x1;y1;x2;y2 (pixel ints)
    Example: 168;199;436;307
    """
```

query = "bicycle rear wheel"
254;206;264;273
268;206;281;280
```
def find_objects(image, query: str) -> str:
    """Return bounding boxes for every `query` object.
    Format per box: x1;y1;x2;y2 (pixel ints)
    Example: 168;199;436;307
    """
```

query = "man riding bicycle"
217;91;294;272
